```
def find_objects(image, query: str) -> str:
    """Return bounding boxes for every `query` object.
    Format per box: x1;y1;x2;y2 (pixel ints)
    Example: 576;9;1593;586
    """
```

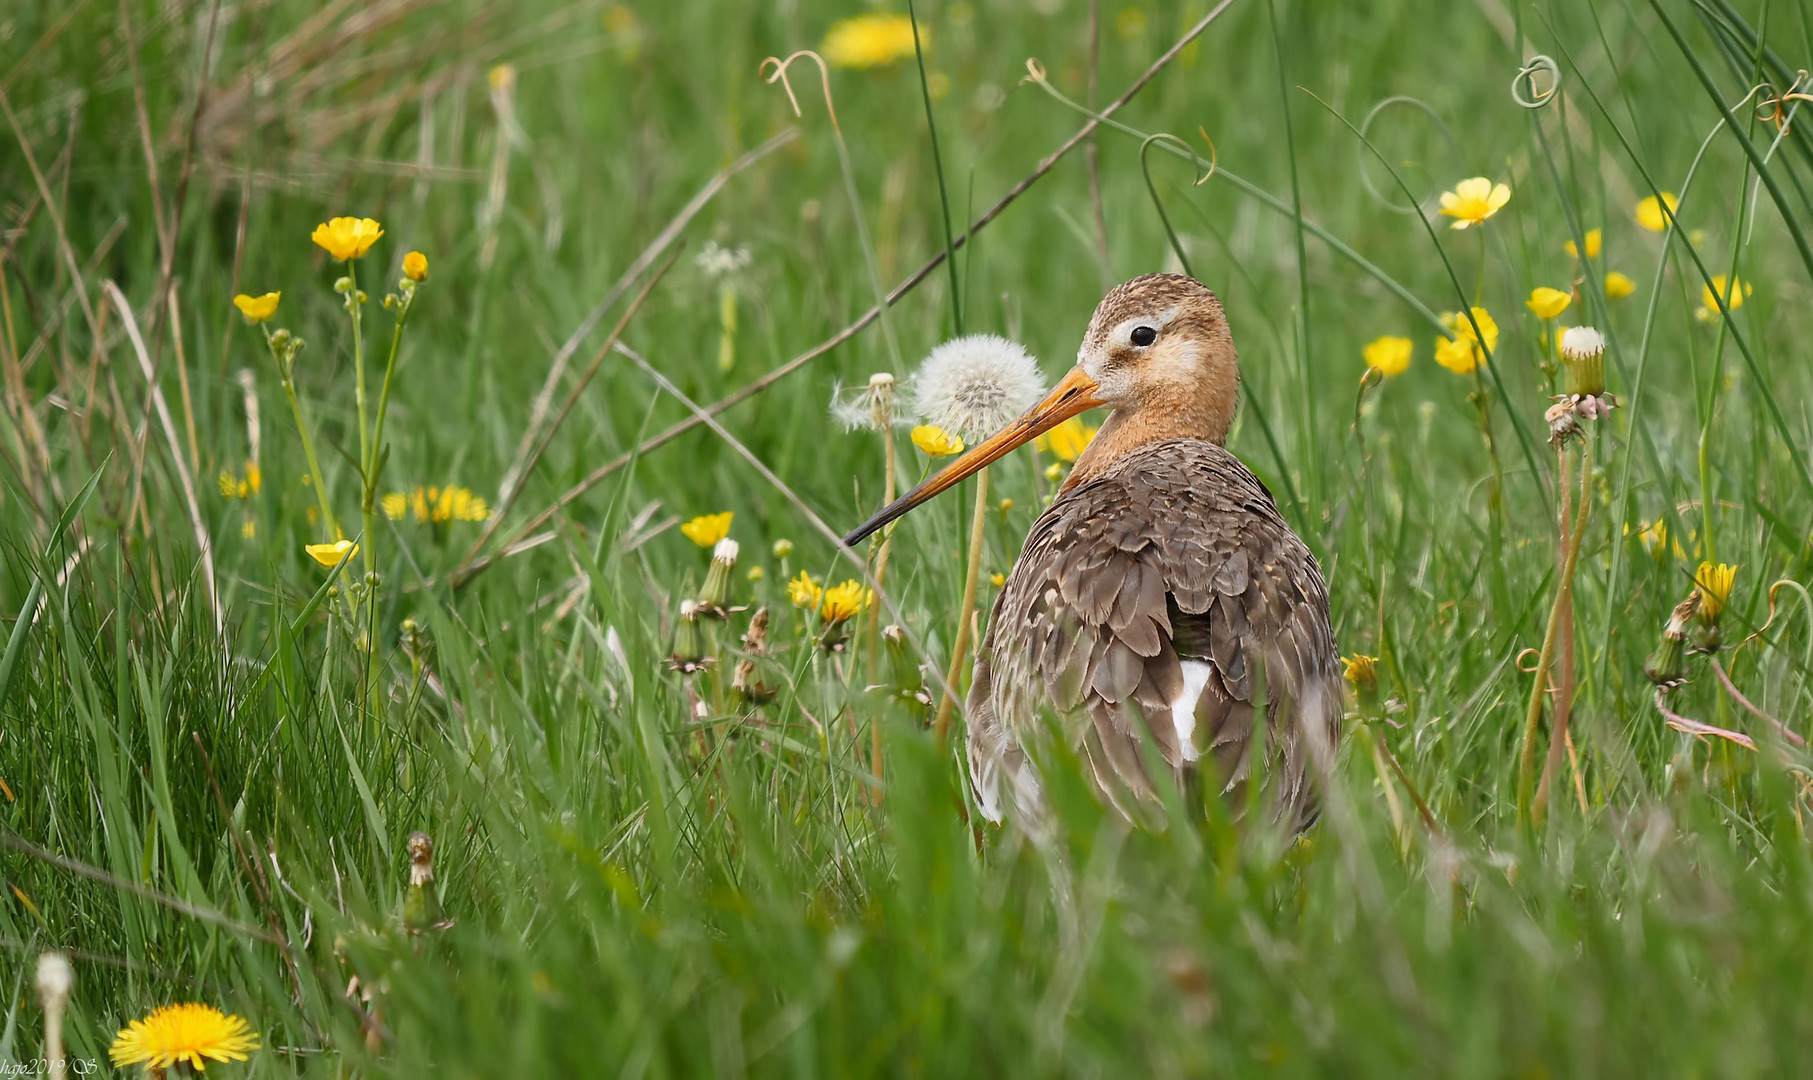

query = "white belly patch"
1171;660;1212;762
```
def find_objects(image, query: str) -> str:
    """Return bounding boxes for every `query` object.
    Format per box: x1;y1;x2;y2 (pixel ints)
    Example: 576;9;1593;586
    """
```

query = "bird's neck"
1064;381;1235;491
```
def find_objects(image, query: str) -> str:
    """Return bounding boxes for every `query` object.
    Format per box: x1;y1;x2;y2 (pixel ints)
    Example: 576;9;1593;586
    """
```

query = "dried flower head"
695;240;752;281
911;334;1045;440
831;372;910;432
36;952;72;1009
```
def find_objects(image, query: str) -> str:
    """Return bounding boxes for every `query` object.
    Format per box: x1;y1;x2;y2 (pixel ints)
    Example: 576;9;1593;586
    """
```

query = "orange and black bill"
842;367;1104;547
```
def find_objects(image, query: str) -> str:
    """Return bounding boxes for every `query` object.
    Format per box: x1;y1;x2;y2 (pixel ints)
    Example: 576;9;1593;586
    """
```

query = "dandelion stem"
933;469;988;745
369;288;414;511
1521;438;1593;829
864;417;898;805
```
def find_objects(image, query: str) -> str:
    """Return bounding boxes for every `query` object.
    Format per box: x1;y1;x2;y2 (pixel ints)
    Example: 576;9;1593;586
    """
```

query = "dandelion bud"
1645;592;1698;688
667;599;710;673
404;831;450;933
696;538;739;617
335;276;354;294
270;328;292;349
772;539;794;560
747;566;765;582
1560;326;1606;397
868;372;896;431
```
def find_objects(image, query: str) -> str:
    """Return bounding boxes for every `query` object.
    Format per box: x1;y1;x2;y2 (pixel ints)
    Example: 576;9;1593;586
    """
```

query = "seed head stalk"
862;420;898;804
1520;435;1592;829
263;325;339;538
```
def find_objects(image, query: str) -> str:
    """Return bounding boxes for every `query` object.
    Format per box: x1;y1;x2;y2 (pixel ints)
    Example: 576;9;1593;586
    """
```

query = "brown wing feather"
968;438;1341;830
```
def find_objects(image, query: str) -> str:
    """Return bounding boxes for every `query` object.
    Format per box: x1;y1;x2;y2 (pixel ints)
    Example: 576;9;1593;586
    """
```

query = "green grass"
5;0;1813;1074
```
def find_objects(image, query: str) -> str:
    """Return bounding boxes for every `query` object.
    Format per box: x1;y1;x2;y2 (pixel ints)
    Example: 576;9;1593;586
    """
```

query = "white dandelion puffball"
911;334;1046;440
1560;325;1605;361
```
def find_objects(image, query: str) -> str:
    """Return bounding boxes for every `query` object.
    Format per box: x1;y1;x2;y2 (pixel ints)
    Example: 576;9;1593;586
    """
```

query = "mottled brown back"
966;438;1341;830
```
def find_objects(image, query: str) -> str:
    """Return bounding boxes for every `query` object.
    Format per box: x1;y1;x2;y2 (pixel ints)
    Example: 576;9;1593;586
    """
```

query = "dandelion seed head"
911;334;1045;440
713;538;740;565
36;952;72;1008
695;240;751;281
1560;326;1605;362
829;374;910;432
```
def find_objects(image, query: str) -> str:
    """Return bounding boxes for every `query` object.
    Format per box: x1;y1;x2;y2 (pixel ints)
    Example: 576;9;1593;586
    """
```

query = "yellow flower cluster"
821;13;920;69
680;512;734;547
1434;308;1497;374
788;571;872;622
217;462;263;499
110;1003;260;1071
381;486;490;524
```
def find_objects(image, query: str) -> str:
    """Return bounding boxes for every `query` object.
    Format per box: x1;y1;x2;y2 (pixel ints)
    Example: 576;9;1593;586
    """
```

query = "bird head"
842;274;1237;547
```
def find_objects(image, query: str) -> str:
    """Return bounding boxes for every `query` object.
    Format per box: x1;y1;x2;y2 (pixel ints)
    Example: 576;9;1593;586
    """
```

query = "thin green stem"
266;326;339;539
906;0;962;337
1268;0;1318;522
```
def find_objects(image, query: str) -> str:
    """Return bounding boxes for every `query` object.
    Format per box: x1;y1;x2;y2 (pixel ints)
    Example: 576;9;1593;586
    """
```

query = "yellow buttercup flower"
1693;561;1736;624
1635;193;1678;232
680;512;734;547
821;13;919;69
818;580;873;622
1604;271;1636;300
1695;275;1752;321
1361;336;1412;377
1032;415;1098;462
1526;287;1572;320
310;216;385;261
788;571;823;611
110;1003;259;1071
1437;177;1511;230
402;251;429;282
1563;228;1602;259
305;539;357;566
1434;308;1498;374
989;572;1006;588
232;292;280;323
911;424;965;457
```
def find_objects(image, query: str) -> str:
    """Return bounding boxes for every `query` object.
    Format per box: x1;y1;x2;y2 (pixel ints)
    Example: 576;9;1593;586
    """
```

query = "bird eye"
1130;325;1157;347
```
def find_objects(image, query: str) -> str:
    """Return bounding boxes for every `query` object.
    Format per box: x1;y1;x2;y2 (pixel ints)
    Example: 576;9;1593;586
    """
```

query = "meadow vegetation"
3;0;1813;1074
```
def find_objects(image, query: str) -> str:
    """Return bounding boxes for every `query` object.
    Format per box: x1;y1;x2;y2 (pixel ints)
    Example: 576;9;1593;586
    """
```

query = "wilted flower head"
831;371;910;432
911;334;1045;440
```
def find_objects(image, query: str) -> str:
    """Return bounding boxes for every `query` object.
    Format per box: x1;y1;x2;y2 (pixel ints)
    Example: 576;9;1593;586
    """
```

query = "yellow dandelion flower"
1604;271;1637;301
402;251;429;282
911;424;965;457
109;1003;259;1071
1033;415;1098;462
680;512;734;548
1526;287;1572;320
305;539;357;567
1437;177;1511;230
1563;228;1602;259
1361;335;1412;377
1341;653;1378;689
1434;308;1498;374
819;580;873;622
788;571;823;610
821;13;919;70
1695;275;1752;321
1635;193;1678;232
232;292;280;323
310;216;385;261
1693;561;1736;623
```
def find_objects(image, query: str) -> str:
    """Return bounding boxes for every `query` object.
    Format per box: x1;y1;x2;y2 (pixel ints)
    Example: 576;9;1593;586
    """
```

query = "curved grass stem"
933;469;988;745
1521;438;1594;828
